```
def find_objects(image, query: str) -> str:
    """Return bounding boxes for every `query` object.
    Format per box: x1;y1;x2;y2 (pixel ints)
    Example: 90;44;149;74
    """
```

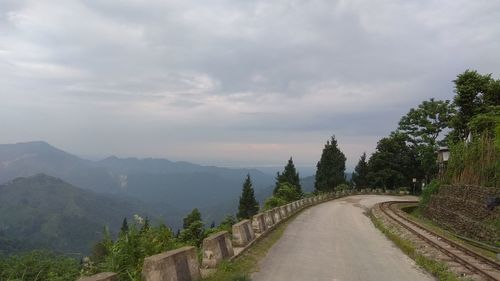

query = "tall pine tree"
237;174;259;219
315;136;346;192
352;152;369;190
273;157;302;195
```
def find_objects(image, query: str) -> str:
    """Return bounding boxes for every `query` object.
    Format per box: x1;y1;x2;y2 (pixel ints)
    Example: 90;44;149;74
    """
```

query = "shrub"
420;180;441;208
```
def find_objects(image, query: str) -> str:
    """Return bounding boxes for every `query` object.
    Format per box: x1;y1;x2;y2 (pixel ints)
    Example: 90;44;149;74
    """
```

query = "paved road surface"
251;195;433;281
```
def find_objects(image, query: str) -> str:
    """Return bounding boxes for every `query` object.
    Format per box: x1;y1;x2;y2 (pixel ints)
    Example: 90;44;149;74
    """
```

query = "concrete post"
286;203;292;214
232;219;255;247
202;231;234;268
77;273;118;281
252;213;267;234
141;246;200;281
279;205;288;218
264;210;275;228
273;208;282;222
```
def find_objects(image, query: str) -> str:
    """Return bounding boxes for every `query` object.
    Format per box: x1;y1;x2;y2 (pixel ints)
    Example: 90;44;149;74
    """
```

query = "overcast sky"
1;0;499;172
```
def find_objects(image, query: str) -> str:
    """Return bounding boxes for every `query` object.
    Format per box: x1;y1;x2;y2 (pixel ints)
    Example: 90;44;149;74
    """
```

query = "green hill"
0;174;149;256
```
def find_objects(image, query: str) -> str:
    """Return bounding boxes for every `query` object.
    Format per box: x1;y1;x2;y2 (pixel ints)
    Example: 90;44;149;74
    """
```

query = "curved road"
252;195;433;281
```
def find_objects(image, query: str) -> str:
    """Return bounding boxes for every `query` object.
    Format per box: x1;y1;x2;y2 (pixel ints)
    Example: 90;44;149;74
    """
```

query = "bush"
263;196;287;210
420;180;441;208
0;250;80;281
95;220;181;280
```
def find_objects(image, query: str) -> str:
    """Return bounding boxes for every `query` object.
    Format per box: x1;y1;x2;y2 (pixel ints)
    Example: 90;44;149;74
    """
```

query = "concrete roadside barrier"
264;210;275;228
273;207;282;222
142;246;200;281
279;205;288;218
252;213;267;234
202;231;234;268
77;273;118;281
232;219;255;247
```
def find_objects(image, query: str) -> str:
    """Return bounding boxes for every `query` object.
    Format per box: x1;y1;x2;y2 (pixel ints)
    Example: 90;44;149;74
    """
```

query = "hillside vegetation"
0;174;148;255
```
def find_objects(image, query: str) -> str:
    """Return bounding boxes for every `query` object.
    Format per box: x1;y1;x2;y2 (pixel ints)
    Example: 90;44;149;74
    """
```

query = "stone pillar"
252;213;267;234
77;273;118;281
279;205;288;218
286;203;292;214
142;246;200;281
273;208;282;222
264;210;275;228
201;231;234;268
232;219;255;247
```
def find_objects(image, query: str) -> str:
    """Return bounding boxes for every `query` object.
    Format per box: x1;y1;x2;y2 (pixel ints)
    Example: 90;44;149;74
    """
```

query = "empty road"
251;195;433;281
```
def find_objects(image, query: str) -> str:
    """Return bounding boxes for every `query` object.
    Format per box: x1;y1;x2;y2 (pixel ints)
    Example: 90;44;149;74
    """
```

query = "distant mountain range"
0;174;148;255
0;141;275;229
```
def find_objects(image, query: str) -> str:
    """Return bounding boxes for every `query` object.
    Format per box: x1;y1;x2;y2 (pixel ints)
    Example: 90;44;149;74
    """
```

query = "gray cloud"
1;0;499;170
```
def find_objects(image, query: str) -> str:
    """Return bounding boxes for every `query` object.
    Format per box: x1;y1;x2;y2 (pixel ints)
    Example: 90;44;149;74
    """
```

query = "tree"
367;133;417;190
140;217;150;233
352;152;369;189
398;98;454;147
314;136;346;192
450;70;500;142
180;209;205;247
183;208;202;229
274;182;302;202
397;98;455;182
273;157;302;195
237;174;259;219
120;217;129;235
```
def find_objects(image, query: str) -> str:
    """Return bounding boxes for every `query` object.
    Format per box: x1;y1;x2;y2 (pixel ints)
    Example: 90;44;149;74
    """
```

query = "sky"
1;0;499;173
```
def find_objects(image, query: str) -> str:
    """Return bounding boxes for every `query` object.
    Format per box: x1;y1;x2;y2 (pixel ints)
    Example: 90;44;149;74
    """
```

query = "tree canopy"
352;152;369;189
450;70;500;142
274;157;302;195
237;174;259;220
367;133;416;190
314;136;346;192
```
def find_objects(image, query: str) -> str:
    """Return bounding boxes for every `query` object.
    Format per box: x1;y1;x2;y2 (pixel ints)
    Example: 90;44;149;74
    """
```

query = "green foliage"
398;98;454;146
419;180;441;208
315;136;346;192
263;197;287;210
273;157;302;195
446;132;499;188
237;175;259;220
274;182;302;202
335;183;350;191
0;174;141;255
120;218;129;235
0;250;80;281
367;133;417;190
352;152;369;189
264;182;302;210
205;215;236;236
397;98;454;182
183;208;202;229
449;70;500;142
95;219;180;280
179;209;205;248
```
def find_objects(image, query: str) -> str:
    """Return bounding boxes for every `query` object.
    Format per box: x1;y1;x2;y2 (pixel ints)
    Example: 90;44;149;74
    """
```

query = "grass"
370;210;467;281
202;212;296;281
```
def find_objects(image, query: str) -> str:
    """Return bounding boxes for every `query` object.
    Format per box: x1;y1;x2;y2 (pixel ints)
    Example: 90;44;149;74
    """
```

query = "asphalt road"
251;195;434;281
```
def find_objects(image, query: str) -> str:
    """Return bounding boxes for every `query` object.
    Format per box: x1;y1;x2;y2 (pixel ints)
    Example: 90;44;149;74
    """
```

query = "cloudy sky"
1;0;499;172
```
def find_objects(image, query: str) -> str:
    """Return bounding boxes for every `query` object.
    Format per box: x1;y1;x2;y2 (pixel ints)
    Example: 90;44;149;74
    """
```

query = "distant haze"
1;0;499;170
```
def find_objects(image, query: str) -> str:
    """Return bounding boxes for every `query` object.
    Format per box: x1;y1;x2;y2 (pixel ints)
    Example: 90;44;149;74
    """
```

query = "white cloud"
0;0;499;169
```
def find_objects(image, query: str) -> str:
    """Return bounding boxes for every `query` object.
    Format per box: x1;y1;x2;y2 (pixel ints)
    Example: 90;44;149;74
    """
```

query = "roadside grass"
202;212;296;281
402;205;498;260
370;210;466;281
